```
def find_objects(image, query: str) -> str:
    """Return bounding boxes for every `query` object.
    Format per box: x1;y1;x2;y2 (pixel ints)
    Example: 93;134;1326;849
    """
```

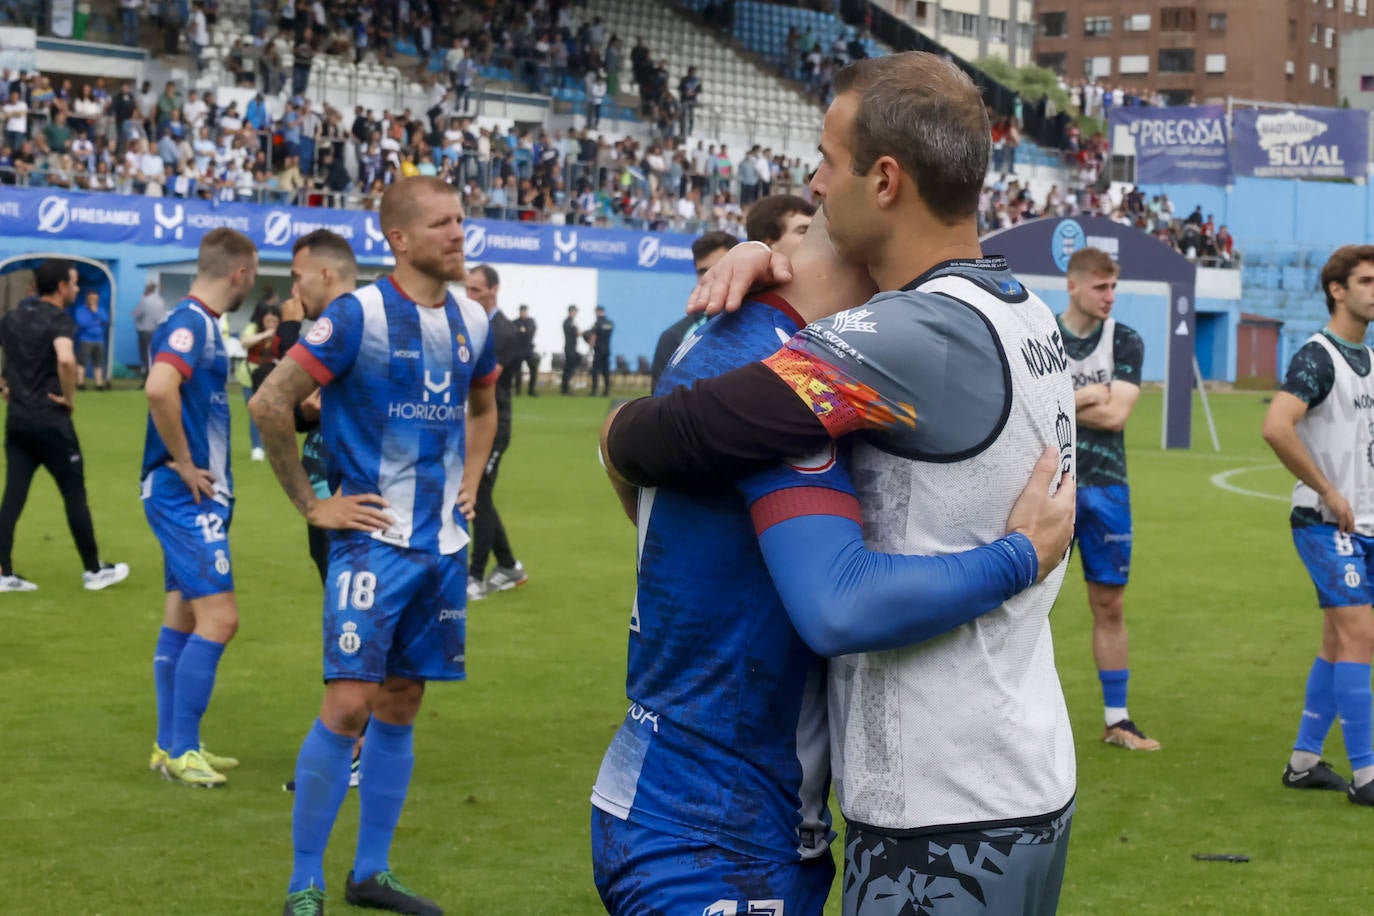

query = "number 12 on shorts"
705;901;784;916
195;512;226;543
336;570;377;611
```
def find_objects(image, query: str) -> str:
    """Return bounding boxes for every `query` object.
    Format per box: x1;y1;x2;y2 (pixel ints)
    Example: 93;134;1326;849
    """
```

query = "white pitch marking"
1210;464;1288;503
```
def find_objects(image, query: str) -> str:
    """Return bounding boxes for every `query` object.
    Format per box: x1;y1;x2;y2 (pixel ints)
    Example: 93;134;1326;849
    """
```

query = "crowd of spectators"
1065;79;1180;120
0;0;828;233
979;176;1238;267
0;63;818;236
0;0;1235;260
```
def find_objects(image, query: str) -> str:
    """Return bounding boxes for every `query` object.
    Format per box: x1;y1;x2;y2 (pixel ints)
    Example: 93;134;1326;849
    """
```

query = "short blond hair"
197;228;257;279
1066;247;1118;279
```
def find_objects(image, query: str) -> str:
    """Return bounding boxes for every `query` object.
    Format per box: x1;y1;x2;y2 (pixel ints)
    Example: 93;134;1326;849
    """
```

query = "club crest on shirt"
168;328;195;353
306;317;333;345
786;443;837;474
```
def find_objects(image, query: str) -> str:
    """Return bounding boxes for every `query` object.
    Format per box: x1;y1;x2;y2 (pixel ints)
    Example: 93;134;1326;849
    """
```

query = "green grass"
2;387;1371;913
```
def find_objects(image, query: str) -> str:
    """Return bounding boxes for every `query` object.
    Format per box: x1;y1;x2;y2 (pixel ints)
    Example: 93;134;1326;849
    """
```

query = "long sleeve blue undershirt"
755;511;1040;658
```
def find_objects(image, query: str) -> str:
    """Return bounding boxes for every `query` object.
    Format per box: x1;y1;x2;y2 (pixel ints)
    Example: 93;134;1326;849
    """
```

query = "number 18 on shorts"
322;538;471;683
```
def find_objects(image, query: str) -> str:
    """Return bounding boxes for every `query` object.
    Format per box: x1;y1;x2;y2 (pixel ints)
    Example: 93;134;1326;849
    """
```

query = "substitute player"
143;228;258;787
1058;247;1157;751
1263;243;1374;805
250;176;498;916
605;53;1079;914
593;212;1073;916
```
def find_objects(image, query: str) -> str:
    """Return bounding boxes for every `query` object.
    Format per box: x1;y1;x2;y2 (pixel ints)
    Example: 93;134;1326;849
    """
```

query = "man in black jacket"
113;82;138;154
465;265;527;600
561;304;582;395
512;304;539;396
586;305;615;397
0;259;128;592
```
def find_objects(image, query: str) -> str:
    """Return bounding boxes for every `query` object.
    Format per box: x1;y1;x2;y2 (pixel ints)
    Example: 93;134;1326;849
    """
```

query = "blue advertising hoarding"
1231;107;1369;180
1109;104;1231;185
0;187;699;273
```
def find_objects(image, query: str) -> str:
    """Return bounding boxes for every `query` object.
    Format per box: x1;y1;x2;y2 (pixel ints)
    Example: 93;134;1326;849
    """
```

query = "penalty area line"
1209;465;1288;503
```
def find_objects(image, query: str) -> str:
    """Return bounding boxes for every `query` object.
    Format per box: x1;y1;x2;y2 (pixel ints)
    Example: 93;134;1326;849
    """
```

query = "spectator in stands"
111;82;136;152
586;69;607;129
156;124;180;169
605;35;623;97
678;66;701;137
70;129;94;170
1216;225;1237;266
755;147;773;198
293;29;315;97
630;37;651;104
187;2;210;74
3;89;26;154
299;98;322;175
69;85;100;136
745;194;815;259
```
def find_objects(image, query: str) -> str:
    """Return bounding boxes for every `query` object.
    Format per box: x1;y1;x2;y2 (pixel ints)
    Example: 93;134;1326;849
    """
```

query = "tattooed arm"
249;358;393;531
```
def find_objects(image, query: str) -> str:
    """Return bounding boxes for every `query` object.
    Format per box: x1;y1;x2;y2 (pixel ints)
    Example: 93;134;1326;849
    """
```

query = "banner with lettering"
0;187;698;273
0;26;36;74
1232;107;1369;180
1109;104;1231;185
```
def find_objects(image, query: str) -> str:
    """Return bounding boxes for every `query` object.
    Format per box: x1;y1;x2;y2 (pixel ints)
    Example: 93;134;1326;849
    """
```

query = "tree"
975;57;1071;117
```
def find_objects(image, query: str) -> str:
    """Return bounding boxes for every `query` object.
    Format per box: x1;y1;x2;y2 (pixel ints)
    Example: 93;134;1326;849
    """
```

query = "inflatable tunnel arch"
982;215;1199;450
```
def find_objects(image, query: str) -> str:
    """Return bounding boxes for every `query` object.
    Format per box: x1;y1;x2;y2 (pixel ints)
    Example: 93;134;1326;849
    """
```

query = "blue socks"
1334;661;1374;772
353;718;415;883
169;635;226;757
1099;668;1129;724
290;719;358;894
1294;657;1337;755
153;627;190;751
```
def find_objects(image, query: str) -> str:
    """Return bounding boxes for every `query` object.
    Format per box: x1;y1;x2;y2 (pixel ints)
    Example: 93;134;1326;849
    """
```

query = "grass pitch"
1;385;1370;914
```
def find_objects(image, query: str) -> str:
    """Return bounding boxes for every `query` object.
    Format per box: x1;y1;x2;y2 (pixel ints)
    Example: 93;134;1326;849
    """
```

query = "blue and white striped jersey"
288;275;499;555
141;296;232;504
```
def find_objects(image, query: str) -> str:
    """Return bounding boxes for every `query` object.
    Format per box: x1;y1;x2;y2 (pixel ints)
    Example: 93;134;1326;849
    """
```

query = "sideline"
1209;465;1288;503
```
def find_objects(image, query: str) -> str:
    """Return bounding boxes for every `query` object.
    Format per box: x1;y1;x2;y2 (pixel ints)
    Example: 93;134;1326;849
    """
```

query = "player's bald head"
379;176;462;235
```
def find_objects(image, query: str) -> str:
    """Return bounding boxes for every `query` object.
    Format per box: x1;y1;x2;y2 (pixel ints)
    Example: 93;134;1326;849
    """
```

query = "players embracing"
251;176;499;916
600;52;1080;915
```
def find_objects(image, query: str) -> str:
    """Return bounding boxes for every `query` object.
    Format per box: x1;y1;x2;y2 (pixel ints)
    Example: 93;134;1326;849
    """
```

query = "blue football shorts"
142;469;234;601
1292;523;1374;608
322;535;469;683
591;807;834;916
1075;485;1132;586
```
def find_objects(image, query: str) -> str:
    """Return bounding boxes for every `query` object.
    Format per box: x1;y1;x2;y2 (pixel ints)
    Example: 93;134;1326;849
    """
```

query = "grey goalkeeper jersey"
766;257;1079;831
